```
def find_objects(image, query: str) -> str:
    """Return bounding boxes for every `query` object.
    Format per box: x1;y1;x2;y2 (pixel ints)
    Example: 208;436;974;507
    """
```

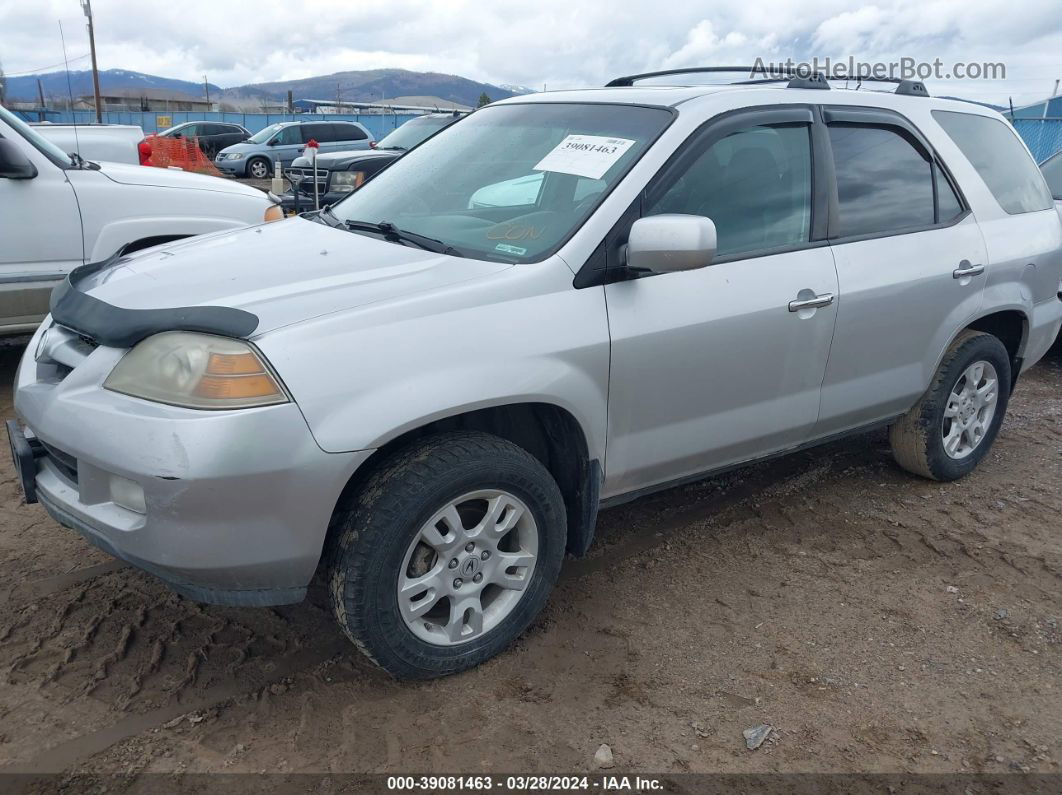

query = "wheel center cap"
460;556;480;578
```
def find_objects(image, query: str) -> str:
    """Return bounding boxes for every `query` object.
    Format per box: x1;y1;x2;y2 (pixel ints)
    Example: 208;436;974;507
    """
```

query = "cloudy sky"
2;0;1061;105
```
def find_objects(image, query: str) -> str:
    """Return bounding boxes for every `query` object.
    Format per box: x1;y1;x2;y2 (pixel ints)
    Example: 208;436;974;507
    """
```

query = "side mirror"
626;214;716;273
267;138;279;146
0;139;38;180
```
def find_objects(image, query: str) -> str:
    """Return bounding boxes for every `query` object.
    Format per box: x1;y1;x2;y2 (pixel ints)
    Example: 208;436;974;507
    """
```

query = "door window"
303;124;333;143
337;124;367;141
274;126;302;145
645;124;813;258
933;110;1053;214
828;124;936;237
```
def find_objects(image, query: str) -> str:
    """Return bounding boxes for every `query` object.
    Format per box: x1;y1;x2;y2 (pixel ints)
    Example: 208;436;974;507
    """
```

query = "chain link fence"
1011;118;1062;164
13;109;421;139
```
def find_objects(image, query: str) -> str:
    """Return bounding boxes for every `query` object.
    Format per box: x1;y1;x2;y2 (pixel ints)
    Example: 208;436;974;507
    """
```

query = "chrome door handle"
953;262;985;279
788;293;835;312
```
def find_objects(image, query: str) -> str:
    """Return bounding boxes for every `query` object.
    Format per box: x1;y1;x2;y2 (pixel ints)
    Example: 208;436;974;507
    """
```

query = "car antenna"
58;20;82;164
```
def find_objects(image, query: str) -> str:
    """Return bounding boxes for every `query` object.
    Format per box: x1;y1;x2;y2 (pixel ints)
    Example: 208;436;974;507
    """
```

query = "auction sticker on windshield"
533;135;636;180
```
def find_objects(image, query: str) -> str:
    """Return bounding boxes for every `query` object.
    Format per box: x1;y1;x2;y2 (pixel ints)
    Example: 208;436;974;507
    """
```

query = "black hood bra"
49;254;260;348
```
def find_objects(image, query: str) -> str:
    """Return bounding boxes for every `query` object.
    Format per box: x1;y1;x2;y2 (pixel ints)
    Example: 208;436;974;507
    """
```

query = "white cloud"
1;0;1060;104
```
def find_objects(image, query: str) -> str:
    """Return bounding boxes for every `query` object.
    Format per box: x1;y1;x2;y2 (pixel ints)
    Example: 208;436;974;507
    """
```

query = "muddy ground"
0;338;1060;786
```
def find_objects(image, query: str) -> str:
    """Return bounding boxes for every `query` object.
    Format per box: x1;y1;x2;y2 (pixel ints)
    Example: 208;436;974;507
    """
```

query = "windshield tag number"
533;134;636;180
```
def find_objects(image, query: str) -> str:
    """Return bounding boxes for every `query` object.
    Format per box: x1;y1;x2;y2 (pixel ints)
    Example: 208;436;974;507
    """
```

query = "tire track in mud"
3;637;349;774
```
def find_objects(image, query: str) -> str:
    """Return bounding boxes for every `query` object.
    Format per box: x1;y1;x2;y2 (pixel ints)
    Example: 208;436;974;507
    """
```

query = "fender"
88;215;247;262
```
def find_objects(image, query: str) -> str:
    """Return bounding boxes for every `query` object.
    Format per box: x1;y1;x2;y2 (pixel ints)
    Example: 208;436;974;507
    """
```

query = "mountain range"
3;67;525;108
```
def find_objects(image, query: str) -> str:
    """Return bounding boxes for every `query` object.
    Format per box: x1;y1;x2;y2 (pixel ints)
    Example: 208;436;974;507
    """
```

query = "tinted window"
828;124;935;237
302;124;332;143
933;111;1052;214
1041;151;1062;199
646;123;813;257
936;166;964;222
334;123;367;141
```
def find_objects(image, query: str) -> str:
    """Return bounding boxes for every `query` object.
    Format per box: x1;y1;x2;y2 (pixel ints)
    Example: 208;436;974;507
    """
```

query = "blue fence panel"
13;109;420;138
1012;118;1062;163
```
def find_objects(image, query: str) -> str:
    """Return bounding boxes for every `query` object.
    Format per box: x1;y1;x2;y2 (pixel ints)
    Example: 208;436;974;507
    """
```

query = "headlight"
104;332;288;410
264;204;284;222
225;153;244;160
330;170;366;193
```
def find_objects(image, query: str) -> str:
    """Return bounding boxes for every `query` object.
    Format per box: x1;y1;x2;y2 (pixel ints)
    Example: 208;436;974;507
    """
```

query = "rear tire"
327;431;566;679
890;330;1011;481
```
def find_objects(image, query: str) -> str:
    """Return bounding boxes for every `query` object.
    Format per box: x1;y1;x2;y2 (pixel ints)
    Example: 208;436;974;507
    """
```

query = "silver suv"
9;69;1062;679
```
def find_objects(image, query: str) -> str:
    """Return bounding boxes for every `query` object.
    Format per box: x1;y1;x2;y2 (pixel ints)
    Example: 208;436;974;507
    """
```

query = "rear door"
603;107;840;497
814;107;988;437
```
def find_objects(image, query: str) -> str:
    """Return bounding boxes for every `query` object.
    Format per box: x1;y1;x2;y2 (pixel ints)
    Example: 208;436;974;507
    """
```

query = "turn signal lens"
264;204;284;222
104;332;288;410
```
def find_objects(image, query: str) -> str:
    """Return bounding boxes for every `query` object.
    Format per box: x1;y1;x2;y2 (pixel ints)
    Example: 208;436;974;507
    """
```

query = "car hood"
75;217;511;336
219;141;267;156
291;150;398;169
97;160;266;199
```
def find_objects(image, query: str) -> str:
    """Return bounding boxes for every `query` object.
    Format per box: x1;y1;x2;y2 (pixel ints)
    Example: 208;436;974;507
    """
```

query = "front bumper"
13;323;370;606
215;157;247;176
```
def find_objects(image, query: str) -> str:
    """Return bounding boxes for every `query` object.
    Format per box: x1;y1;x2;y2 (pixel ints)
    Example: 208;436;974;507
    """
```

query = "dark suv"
281;112;465;211
157;122;250;158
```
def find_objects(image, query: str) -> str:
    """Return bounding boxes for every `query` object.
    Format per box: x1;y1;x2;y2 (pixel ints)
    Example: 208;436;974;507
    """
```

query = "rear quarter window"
933;110;1052;214
337;124;367;141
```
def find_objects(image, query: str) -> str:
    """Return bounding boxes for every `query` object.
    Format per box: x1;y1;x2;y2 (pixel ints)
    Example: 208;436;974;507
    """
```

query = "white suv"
9;70;1062;679
0;105;280;335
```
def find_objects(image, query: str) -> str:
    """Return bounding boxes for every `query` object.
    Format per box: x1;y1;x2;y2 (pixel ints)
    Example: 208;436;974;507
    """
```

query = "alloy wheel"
942;359;999;459
397;490;539;646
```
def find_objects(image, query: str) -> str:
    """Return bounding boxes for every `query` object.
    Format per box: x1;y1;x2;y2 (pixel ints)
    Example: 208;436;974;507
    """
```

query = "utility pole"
80;0;102;123
204;75;210;105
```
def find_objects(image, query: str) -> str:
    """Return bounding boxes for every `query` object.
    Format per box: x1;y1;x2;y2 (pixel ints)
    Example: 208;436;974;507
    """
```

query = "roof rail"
787;73;830;90
605;66;931;97
606;66;791;87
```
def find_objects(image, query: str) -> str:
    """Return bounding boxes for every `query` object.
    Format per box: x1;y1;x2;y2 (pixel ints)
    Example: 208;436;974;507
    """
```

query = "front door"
603;109;839;498
0;122;83;333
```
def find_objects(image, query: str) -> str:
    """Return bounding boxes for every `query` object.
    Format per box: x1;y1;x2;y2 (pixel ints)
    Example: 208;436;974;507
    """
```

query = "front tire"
328;431;567;679
890;330;1011;481
246;156;271;179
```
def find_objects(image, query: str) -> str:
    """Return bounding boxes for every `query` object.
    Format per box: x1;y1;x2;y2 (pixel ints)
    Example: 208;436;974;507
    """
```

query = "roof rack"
604;66;930;97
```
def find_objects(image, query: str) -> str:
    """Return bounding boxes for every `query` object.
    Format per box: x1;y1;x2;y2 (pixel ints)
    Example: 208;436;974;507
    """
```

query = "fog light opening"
109;475;147;514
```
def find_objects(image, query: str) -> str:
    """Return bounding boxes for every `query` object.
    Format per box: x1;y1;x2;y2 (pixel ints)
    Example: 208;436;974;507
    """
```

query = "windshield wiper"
314;206;344;226
343;219;461;257
377;145;407;152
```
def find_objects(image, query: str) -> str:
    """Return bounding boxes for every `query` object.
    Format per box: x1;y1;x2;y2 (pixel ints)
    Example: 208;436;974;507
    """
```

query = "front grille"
287;168;330;195
40;441;78;484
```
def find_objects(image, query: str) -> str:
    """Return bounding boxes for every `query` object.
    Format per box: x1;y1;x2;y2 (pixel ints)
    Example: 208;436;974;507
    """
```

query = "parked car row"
215;120;375;178
7;71;1062;684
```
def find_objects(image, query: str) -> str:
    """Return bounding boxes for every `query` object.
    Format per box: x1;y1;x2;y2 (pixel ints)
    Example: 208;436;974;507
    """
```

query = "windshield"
376;115;458;150
158;123;188;137
0;105;74;167
1043;152;1062;199
330;103;672;262
247;123;285;144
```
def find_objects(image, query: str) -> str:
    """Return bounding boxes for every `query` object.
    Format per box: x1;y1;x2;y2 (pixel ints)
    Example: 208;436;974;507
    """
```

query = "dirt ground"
0;337;1060;785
